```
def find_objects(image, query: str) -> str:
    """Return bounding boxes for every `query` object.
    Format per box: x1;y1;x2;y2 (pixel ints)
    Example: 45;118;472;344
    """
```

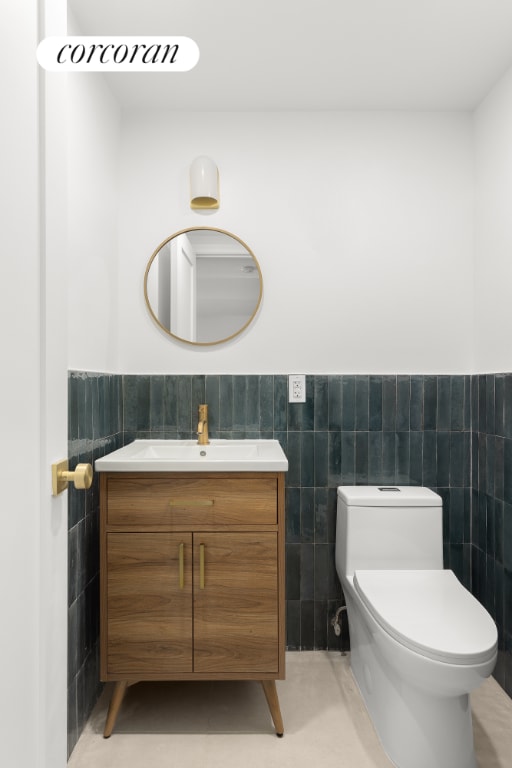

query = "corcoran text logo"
37;36;199;72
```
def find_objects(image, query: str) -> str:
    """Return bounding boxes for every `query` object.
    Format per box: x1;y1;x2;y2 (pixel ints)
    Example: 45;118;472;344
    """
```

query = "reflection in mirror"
144;228;262;345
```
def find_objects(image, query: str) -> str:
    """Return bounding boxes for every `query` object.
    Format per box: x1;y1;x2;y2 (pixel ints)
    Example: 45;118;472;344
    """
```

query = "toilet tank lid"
337;486;442;507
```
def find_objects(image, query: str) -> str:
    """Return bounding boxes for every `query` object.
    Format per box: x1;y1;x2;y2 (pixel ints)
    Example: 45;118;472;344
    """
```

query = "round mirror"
144;227;263;345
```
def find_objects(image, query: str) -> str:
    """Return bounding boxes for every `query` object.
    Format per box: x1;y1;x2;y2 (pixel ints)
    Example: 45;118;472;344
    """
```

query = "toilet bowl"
336;486;497;768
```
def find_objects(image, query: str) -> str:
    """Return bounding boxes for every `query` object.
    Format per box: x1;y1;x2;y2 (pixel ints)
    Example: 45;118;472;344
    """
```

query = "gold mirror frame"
144;227;263;346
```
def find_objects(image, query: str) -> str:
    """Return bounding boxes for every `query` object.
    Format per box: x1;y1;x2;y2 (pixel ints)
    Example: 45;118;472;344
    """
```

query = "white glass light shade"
190;156;219;209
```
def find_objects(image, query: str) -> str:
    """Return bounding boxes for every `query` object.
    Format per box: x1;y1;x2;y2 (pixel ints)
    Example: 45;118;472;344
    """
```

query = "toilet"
335;486;497;768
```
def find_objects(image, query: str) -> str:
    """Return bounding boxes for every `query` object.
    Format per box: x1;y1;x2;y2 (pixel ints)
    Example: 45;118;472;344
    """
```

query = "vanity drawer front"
106;476;277;527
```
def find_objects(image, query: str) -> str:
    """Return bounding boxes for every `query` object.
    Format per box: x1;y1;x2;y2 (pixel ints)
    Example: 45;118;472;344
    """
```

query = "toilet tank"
336;486;443;577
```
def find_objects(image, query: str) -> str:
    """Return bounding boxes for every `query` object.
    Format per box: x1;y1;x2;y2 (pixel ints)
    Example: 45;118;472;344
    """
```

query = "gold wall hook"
52;459;93;496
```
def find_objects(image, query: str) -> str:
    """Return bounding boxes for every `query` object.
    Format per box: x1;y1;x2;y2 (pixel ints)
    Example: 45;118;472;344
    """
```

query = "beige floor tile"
471;674;512;768
68;651;512;768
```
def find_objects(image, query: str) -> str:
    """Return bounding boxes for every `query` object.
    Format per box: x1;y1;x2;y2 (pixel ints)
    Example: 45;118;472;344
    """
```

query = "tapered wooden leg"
261;680;284;737
103;681;129;738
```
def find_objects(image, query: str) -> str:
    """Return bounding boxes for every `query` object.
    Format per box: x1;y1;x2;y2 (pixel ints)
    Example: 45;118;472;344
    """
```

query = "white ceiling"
68;0;512;110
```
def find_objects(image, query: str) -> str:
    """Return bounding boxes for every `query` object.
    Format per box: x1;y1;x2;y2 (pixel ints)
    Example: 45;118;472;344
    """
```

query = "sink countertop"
95;439;288;473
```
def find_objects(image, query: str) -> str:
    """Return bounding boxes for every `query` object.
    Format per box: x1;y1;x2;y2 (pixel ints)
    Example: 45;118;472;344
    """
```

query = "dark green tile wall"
471;374;512;696
67;371;123;757
67;370;511;754
119;373;473;650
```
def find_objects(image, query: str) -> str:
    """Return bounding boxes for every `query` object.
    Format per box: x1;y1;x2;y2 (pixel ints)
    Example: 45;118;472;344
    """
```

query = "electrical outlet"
289;374;306;403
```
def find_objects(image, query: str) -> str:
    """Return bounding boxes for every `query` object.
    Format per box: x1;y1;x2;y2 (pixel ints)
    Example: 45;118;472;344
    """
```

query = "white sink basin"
95;439;288;472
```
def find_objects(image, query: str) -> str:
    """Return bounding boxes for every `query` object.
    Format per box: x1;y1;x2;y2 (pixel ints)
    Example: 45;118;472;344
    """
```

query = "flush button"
378;487;400;492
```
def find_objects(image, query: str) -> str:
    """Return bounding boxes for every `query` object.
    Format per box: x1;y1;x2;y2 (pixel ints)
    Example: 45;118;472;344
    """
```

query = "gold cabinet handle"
199;544;205;589
169;499;214;507
179;543;184;589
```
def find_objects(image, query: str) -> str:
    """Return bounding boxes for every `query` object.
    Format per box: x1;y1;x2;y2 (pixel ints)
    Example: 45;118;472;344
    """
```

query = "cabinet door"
193;533;279;674
106;533;193;677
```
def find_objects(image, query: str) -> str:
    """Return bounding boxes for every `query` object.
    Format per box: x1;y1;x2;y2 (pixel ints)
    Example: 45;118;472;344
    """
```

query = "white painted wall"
0;1;69;767
117;111;474;374
39;63;70;768
0;5;41;766
66;10;121;372
474;63;512;373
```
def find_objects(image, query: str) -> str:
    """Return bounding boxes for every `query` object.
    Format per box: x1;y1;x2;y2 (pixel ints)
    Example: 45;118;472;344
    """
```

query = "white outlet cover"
289;374;306;403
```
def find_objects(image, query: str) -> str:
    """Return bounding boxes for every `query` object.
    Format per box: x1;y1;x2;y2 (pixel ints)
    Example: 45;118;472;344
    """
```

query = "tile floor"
68;652;512;768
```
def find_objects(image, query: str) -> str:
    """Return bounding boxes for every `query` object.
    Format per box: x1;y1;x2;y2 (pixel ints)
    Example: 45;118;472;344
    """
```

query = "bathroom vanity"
96;439;287;737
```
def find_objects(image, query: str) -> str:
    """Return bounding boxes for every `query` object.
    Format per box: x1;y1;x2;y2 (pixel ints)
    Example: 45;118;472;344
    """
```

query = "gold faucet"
197;404;210;445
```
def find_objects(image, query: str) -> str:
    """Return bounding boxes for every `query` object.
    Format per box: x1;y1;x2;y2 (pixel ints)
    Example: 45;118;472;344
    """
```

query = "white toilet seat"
353;569;497;665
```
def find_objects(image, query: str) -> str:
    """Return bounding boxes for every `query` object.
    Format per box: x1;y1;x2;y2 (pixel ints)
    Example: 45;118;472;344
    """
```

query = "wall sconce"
190;156;220;210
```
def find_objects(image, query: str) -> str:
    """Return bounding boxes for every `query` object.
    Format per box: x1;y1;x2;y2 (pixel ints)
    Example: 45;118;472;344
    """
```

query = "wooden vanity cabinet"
106;532;193;676
99;471;286;736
